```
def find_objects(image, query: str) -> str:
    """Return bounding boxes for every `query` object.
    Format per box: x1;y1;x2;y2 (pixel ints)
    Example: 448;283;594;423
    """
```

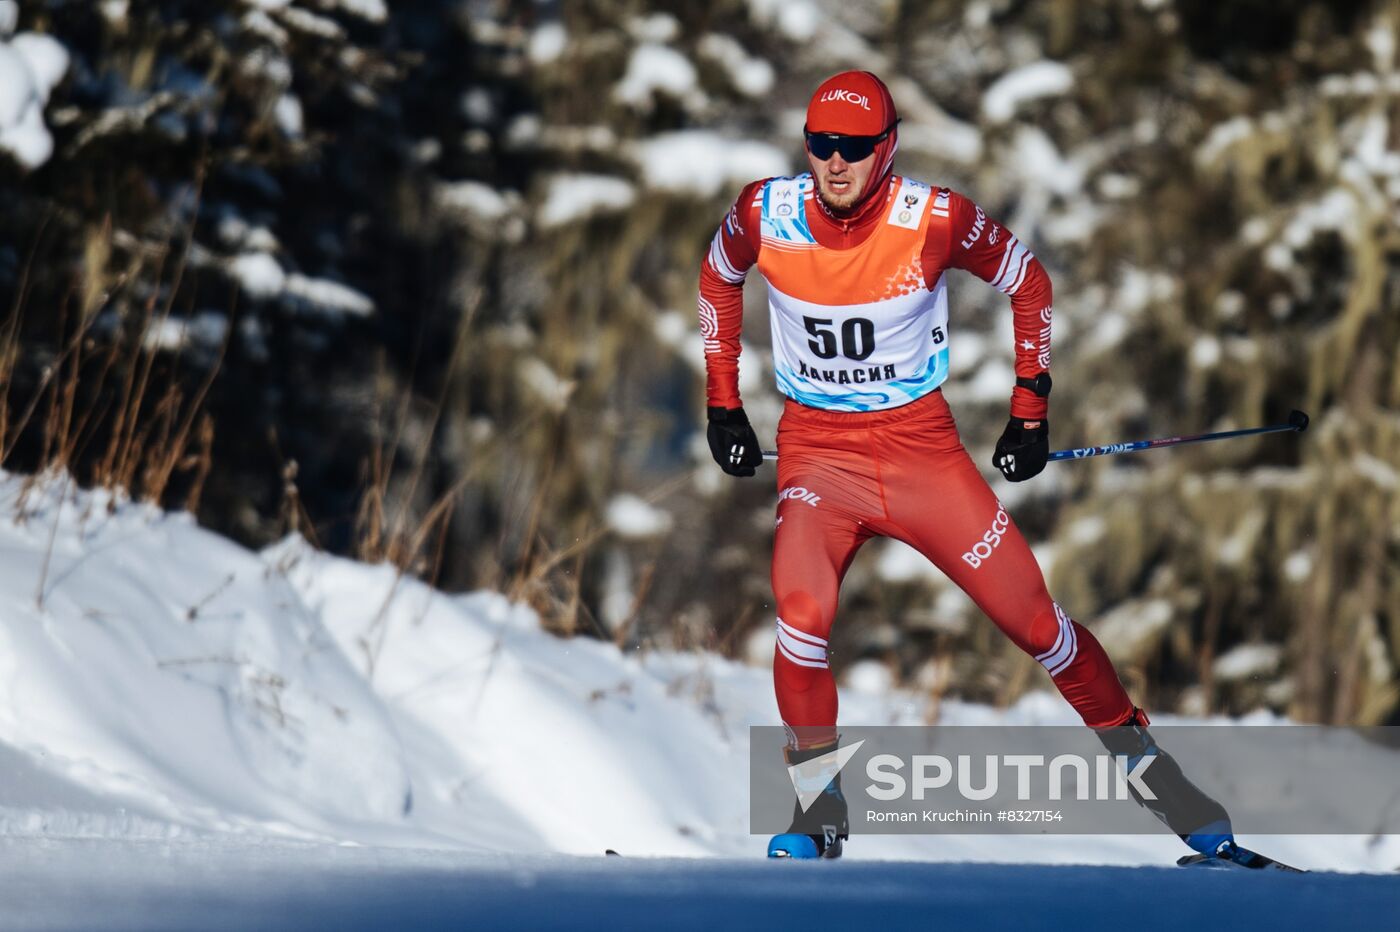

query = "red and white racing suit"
699;173;1136;747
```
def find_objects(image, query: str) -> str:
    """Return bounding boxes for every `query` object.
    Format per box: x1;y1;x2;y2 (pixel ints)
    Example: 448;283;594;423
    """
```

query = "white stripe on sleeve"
708;231;746;284
991;237;1017;288
1004;247;1034;295
993;241;1031;293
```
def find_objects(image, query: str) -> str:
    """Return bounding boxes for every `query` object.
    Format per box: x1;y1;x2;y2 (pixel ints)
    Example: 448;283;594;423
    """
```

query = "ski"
1177;844;1306;873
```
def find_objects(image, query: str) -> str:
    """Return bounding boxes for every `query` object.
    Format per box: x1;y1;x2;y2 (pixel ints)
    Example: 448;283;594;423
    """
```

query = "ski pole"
759;410;1309;462
1045;409;1309;461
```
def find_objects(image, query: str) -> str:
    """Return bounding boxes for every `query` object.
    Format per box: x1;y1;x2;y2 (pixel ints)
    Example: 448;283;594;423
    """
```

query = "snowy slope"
0;471;1395;874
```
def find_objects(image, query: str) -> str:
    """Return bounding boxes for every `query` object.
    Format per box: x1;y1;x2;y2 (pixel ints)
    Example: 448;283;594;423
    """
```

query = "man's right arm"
699;180;765;410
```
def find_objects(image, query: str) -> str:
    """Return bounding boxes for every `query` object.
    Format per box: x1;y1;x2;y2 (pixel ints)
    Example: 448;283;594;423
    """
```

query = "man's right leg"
770;485;871;750
767;471;872;857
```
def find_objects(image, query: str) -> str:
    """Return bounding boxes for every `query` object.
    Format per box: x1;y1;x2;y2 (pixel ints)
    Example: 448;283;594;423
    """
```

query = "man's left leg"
884;448;1234;854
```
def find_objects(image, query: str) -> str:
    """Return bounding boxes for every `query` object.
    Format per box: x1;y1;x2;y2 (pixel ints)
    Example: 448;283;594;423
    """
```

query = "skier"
698;71;1243;863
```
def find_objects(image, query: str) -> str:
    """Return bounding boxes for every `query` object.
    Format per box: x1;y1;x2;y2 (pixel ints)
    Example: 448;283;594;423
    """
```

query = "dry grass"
2;205;226;524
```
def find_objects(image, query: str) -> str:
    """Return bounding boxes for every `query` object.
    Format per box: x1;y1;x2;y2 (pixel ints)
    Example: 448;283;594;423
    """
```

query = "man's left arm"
932;191;1054;480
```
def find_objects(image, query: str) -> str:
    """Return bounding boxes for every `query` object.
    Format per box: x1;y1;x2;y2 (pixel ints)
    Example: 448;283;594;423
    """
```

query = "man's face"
807;144;877;213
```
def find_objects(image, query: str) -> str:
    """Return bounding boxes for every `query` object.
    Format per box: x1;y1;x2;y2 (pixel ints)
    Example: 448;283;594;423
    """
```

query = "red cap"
805;71;898;136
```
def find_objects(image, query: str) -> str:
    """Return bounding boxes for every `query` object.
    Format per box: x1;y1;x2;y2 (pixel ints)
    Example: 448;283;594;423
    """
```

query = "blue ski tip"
768;834;820;859
1288;409;1309;432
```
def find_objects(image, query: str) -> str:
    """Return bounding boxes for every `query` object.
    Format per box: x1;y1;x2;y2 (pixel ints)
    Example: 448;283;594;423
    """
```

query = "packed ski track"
1;839;1397;931
0;474;1395;928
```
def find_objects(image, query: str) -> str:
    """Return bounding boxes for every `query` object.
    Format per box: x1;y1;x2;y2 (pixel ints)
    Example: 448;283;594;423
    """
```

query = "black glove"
993;417;1049;482
707;406;764;477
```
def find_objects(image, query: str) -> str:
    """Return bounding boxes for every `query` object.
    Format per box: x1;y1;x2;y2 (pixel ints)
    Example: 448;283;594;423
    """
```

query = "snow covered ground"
1;841;1397;931
0;471;1395;927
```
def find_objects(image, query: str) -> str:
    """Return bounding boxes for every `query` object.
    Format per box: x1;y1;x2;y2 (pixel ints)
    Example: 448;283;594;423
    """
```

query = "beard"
815;174;864;212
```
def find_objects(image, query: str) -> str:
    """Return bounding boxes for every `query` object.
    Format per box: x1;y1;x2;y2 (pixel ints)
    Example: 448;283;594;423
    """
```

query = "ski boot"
767;739;848;859
1093;709;1303;869
1095;709;1237;854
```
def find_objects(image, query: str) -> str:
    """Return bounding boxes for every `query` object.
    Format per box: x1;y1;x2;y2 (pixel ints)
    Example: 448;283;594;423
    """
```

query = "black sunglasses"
804;120;900;162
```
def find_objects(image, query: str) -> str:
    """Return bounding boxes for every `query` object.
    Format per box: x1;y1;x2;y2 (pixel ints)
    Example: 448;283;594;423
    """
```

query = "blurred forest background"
1;0;1396;725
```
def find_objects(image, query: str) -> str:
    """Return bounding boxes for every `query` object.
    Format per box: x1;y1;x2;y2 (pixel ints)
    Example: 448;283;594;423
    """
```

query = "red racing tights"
772;390;1134;748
